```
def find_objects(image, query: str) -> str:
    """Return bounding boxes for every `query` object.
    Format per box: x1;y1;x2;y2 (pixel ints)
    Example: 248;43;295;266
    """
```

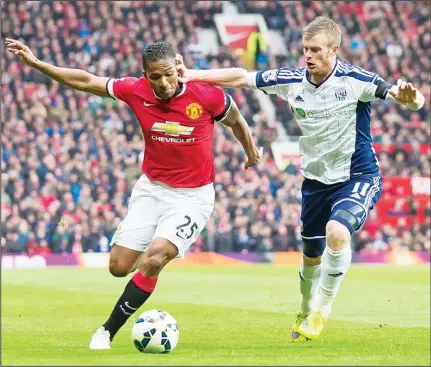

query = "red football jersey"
106;77;231;188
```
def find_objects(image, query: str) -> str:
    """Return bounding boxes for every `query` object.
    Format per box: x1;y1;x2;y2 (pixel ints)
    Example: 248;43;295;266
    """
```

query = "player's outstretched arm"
6;38;110;97
176;54;249;89
220;99;262;169
388;79;425;111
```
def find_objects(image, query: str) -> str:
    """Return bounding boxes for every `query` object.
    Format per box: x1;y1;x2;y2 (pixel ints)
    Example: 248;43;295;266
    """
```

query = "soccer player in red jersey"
6;39;262;349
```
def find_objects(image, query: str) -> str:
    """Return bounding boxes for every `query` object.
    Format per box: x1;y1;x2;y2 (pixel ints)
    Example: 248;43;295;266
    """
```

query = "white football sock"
299;260;321;314
316;245;352;317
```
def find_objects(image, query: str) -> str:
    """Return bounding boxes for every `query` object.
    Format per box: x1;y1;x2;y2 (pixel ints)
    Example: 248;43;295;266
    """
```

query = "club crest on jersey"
186;103;203;120
262;69;278;83
333;86;347;101
151;121;195;136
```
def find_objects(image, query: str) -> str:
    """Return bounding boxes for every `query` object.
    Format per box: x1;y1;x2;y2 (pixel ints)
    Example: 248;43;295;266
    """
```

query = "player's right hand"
245;146;263;169
5;38;39;66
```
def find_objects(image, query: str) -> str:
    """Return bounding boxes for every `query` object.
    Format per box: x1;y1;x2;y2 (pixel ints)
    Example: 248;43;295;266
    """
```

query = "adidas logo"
328;272;344;277
295;95;304;102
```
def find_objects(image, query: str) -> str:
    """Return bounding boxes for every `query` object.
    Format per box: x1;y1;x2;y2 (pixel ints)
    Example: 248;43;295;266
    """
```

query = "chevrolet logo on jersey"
151;121;195;137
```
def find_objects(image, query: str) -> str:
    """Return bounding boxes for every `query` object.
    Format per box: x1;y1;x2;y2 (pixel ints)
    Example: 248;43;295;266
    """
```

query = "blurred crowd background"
1;1;430;256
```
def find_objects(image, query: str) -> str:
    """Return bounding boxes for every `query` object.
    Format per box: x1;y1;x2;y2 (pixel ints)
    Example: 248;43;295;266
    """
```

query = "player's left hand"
176;54;190;83
245;146;263;169
388;79;418;104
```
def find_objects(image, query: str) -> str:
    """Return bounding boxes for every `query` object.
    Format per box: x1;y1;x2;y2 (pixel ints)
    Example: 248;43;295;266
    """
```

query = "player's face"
144;58;179;99
302;33;338;76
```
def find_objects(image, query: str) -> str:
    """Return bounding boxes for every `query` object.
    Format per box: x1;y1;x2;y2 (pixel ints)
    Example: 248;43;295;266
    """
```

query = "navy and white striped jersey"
246;59;396;184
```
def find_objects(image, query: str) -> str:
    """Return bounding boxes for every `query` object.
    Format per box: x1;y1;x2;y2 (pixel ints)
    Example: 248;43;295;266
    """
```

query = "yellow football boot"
297;309;327;340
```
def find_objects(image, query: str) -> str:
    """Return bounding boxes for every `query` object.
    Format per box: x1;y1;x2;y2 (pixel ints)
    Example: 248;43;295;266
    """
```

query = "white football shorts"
110;174;215;258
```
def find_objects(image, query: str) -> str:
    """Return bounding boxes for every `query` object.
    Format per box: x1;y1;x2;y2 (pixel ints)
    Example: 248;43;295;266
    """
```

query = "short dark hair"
142;41;176;69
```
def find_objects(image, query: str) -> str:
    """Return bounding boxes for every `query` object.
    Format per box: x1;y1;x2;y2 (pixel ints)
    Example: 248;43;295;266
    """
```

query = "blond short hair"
302;16;341;47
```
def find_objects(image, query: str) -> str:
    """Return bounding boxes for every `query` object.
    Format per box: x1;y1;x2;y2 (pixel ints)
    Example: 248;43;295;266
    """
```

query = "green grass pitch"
2;264;430;366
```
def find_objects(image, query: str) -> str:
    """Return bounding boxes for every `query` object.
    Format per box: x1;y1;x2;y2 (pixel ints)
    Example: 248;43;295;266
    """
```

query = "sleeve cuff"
106;78;117;99
246;72;258;89
214;95;233;122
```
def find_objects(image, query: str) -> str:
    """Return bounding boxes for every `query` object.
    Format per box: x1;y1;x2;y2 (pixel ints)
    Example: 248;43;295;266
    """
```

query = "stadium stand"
1;1;429;255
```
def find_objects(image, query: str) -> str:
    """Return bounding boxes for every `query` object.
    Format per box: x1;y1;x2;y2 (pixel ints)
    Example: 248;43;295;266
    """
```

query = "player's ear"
331;45;339;55
143;70;147;79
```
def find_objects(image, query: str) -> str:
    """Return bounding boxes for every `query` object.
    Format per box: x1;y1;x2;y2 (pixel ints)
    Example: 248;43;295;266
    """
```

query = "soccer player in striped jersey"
176;16;425;341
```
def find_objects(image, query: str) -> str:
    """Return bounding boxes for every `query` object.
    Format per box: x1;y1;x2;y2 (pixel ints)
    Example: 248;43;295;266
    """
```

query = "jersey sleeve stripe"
278;69;303;76
354;69;376;78
336;70;375;82
337;64;350;73
337;62;379;83
277;74;304;80
106;78;117;99
359;69;375;77
337;62;376;79
351;67;375;77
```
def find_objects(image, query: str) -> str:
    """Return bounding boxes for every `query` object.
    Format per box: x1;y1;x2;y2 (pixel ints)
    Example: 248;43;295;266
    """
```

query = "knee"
302;237;326;258
109;258;131;278
303;254;321;266
326;220;350;251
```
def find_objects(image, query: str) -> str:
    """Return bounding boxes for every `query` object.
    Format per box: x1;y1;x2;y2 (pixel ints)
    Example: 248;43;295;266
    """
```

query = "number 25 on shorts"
176;215;198;240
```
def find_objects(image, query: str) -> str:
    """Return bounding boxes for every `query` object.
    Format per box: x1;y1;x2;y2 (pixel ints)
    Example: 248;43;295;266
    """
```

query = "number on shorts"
351;182;370;199
176;215;198;240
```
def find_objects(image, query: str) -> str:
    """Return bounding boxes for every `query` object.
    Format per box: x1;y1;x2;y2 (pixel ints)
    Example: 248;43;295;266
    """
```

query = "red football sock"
132;272;158;293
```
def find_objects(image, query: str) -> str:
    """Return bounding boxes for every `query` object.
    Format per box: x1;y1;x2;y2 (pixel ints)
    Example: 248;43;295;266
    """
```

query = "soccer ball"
131;309;179;354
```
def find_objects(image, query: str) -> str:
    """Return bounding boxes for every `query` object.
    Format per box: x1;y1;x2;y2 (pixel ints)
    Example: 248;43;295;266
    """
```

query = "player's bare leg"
89;239;178;350
291;254;321;342
109;245;143;277
298;220;352;340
